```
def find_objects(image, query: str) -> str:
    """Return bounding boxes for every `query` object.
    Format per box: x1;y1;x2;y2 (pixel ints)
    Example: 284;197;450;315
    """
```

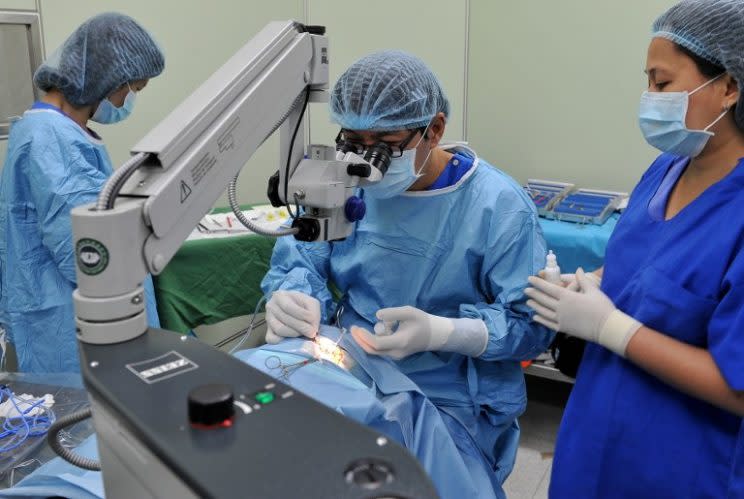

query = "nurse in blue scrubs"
525;1;744;497
0;13;164;372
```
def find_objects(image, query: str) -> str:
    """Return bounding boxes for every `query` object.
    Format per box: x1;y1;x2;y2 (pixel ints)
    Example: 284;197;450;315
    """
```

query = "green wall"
1;0;680;200
468;0;677;192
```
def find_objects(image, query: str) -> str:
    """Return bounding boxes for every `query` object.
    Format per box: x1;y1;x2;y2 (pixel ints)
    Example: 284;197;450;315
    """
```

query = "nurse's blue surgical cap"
34;12;165;107
653;0;744;128
330;50;449;132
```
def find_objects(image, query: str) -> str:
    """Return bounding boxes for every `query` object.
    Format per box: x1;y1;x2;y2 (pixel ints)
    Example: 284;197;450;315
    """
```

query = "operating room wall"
0;0;33;9
305;0;467;148
0;0;683;348
309;0;678;192
34;0;467;205
2;1;679;199
34;0;305;207
0;0;38;169
468;0;679;192
305;0;679;193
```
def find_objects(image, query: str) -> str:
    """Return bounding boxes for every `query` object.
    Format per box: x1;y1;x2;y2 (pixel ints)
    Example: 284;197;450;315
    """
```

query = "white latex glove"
525;268;641;357
350;306;488;360
265;290;321;344
539;271;601;291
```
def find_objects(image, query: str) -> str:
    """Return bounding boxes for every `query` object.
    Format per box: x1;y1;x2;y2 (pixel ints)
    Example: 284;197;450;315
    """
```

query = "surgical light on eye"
313;336;346;367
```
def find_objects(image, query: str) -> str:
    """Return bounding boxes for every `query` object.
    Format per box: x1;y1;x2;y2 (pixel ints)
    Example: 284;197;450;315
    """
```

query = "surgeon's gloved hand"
525;268;641;357
265;290;321;345
350;306;488;360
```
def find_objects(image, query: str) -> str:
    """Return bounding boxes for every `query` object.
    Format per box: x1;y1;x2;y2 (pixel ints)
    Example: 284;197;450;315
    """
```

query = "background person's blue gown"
550;153;744;498
0;105;160;374
262;147;554;495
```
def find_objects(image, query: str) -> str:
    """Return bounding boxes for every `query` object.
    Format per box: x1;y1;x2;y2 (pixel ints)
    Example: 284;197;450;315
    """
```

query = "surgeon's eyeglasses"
335;127;425;158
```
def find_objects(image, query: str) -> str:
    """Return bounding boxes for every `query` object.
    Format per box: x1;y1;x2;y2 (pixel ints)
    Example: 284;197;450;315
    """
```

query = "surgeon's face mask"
363;124;434;199
639;74;730;158
91;84;137;124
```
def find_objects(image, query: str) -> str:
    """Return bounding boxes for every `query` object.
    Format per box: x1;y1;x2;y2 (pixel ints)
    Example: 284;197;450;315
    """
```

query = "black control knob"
345;460;395;490
188;384;234;427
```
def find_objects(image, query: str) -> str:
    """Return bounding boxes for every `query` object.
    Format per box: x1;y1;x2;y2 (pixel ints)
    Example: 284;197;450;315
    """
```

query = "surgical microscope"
57;21;437;498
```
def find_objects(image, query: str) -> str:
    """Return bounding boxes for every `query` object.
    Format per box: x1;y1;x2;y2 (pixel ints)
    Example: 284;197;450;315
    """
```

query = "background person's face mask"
639;74;729;158
91;85;137;124
364;126;433;199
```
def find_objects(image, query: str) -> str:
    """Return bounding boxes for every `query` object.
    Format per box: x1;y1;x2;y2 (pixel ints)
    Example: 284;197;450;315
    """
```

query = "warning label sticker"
217;117;240;154
180;180;192;203
190;153;216;187
126;351;198;384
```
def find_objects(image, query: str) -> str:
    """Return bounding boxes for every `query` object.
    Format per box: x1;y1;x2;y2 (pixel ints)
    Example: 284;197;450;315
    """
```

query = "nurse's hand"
350;306;488;360
264;290;321;344
537;270;601;291
525;268;641;357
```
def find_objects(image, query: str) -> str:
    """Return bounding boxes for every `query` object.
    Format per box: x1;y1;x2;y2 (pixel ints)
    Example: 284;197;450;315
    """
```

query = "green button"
255;391;275;404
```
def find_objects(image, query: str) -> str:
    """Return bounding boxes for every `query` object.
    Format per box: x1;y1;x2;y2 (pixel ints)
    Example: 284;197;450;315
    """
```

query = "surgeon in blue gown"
262;50;553;498
526;1;744;497
0;13;164;373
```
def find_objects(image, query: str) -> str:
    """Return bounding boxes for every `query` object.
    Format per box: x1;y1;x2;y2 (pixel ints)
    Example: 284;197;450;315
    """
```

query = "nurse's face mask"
92;83;137;124
639;73;730;158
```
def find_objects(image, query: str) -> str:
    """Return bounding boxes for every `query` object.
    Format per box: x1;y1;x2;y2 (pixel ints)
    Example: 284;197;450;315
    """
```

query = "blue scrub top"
0;103;160;373
550;153;744;498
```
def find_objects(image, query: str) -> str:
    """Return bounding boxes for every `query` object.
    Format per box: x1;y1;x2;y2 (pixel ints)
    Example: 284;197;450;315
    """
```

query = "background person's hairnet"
652;0;744;129
330;50;449;132
34;12;165;107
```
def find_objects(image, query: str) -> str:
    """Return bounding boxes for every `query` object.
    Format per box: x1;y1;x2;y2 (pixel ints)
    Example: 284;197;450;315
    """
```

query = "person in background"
526;1;744;497
261;50;553;498
0;12;165;373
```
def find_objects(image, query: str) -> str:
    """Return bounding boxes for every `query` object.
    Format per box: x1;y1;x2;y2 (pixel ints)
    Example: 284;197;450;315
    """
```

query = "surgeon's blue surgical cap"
330;50;449;132
34;12;165;107
653;0;744;129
